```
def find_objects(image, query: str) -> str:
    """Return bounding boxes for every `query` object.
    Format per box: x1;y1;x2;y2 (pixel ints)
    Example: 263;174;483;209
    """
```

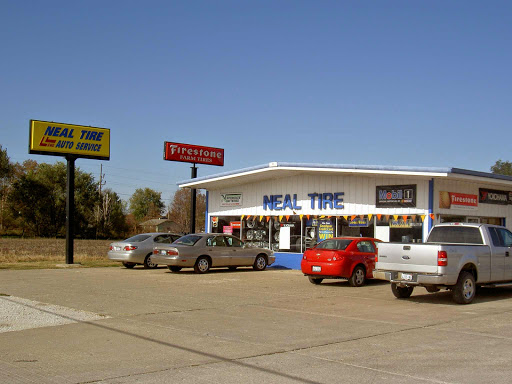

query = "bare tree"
168;189;206;233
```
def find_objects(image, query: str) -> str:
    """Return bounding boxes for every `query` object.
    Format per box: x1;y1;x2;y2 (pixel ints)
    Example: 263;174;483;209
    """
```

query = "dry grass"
0;238;120;269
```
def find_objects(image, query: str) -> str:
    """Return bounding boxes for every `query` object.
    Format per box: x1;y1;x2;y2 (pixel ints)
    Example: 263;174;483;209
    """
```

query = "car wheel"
348;265;366;287
253;255;267;271
122;262;136;269
391;283;414;299
143;254;158;269
168;266;182;272
308;277;323;285
452;271;476;304
194;257;211;274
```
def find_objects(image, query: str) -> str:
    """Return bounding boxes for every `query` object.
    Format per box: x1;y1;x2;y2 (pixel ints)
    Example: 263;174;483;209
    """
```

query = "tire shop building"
178;162;512;269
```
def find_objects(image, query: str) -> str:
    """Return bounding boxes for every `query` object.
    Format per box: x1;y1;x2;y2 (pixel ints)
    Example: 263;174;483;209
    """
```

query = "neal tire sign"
29;120;110;160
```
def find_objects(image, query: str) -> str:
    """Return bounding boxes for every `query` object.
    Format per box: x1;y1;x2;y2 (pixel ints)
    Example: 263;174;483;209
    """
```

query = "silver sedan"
108;233;183;269
151;233;275;273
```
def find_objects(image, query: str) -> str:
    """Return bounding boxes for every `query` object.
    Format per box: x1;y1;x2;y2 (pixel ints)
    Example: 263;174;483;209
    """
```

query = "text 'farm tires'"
452;271;476;304
308;277;323;285
253;255;268;271
348;265;366;287
168;266;182;272
143;254;158;269
194;257;211;274
391;283;414;299
122;262;136;269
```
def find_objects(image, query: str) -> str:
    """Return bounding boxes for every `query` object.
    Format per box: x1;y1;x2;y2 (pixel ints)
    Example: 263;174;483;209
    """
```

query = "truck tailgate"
376;243;440;273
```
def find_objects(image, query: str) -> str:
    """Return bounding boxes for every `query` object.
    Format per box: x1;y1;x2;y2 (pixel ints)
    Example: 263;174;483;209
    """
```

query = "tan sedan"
151;233;275;273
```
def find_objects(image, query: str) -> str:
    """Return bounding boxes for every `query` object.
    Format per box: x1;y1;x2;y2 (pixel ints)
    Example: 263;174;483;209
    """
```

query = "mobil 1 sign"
376;185;416;208
29;120;111;264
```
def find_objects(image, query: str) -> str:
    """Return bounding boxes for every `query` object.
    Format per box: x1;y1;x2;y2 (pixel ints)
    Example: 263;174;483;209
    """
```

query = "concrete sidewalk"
1;267;512;383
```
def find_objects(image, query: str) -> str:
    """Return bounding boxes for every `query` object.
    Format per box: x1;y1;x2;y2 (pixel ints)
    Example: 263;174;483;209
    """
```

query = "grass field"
0;238;121;269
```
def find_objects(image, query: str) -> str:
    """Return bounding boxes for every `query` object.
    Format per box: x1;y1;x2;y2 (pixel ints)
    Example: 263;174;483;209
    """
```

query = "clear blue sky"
1;0;511;206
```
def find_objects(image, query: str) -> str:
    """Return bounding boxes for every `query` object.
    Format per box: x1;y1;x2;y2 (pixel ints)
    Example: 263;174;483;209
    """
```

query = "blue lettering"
283;194;293;210
273;195;283;211
44;126;55;136
96;132;103;141
292;194;302;210
263;195;272;210
308;193;318;209
334;192;344;209
60;128;68;137
322;193;333;209
54;127;61;136
379;190;388;200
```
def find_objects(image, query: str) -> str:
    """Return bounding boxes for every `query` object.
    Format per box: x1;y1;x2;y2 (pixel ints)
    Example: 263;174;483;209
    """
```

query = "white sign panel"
279;226;291;250
220;193;243;207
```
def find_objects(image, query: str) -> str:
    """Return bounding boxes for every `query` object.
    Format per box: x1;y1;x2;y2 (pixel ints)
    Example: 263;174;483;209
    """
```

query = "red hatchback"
301;237;381;286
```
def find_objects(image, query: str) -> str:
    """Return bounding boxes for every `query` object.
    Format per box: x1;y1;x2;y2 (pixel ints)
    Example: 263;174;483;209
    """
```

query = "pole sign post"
164;142;224;234
29;120;110;264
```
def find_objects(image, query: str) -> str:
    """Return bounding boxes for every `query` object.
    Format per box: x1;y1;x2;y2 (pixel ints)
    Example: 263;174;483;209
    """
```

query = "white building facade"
179;163;512;267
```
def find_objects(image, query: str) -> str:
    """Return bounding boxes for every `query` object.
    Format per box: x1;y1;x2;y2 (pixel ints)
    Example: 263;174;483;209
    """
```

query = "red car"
301;237;381;286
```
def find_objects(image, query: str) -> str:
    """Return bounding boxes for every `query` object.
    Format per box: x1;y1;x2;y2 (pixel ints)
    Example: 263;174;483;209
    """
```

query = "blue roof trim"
451;168;512;182
177;162;512;185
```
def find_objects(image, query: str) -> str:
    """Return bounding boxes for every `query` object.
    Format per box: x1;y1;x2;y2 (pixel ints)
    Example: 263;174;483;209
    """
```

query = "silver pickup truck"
373;223;512;304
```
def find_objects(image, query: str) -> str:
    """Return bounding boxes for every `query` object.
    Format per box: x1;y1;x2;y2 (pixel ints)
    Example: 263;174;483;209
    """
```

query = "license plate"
312;266;321;272
114;246;121;251
401;273;413;281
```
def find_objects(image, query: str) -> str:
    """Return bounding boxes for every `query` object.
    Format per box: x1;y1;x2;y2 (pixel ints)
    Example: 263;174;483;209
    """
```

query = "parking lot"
1;266;512;383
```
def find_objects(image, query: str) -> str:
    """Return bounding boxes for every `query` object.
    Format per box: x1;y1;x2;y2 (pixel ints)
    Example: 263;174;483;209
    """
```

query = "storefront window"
376;216;423;243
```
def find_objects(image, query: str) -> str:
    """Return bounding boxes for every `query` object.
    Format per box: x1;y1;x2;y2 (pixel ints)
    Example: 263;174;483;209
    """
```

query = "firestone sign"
164;142;224;166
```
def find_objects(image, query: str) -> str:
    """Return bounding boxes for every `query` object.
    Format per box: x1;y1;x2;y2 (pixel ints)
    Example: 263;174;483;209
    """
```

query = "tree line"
0;145;205;239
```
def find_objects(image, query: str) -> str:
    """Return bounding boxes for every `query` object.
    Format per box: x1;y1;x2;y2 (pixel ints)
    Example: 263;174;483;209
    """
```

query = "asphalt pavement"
1;266;512;383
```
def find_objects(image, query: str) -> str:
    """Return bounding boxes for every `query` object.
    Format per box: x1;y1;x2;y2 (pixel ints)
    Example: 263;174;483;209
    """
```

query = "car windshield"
123;234;151;243
173;234;202;246
315;239;352;250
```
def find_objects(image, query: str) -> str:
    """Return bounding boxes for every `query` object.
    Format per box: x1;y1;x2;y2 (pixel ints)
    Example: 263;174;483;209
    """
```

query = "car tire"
452;271;476;304
308;277;323;285
348;265;366;287
122;262;136;269
253;255;267;271
194;257;211;274
168;266;182;272
391;283;414;299
143;254;158;269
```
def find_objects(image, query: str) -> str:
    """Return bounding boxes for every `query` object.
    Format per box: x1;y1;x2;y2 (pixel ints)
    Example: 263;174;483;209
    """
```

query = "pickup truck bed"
373;223;512;304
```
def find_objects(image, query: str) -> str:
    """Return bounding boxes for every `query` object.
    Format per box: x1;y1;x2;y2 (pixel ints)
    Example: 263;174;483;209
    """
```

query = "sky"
1;0;511;207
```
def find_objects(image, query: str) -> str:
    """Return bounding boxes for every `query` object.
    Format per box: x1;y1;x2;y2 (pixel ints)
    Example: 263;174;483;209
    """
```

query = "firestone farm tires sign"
29;120;110;160
164;142;224;166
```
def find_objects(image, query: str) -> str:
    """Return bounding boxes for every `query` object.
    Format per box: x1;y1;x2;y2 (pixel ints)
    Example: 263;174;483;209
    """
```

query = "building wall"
433;179;512;229
208;173;431;217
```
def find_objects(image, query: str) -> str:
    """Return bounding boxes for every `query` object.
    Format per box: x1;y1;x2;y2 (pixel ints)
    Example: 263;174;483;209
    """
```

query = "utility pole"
98;163;106;196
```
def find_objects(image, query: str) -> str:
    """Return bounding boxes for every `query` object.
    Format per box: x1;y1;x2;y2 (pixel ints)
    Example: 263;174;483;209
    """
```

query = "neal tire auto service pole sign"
164;142;224;234
29;120;110;264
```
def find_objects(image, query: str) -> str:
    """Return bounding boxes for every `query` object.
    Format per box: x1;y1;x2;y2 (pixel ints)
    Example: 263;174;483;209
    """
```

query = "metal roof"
177;162;512;190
